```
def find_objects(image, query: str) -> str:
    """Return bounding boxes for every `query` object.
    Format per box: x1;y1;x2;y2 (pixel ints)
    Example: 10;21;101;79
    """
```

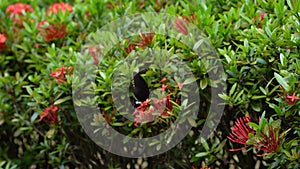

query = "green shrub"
0;0;299;168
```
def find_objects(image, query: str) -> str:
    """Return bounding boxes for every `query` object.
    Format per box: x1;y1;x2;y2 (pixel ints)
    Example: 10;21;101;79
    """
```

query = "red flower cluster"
35;2;72;41
125;42;136;54
174;14;196;35
6;3;34;26
6;3;34;16
161;84;168;91
258;12;268;22
38;21;67;42
155;94;173;117
39;104;59;124
228;115;282;155
174;17;188;35
278;85;300;105
136;32;155;48
253;126;281;155
88;45;102;65
48;2;73;15
227;115;254;151
154;0;167;12
50;66;73;84
176;82;184;89
182;14;196;23
133;99;153;126
253;12;267;28
125;32;155;54
133;94;174;126
0;34;7;50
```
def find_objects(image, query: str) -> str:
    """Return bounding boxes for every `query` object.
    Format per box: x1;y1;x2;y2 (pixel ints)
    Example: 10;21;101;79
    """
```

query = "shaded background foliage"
0;0;300;168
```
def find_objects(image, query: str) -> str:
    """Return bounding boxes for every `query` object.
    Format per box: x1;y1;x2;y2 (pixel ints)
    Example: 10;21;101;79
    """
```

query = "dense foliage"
0;0;299;168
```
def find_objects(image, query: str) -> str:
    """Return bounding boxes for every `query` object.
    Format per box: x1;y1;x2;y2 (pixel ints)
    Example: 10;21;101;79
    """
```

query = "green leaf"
54;96;72;105
270;119;281;129
274;72;290;91
24;86;33;96
280;53;287;67
251;95;267;100
23;22;32;34
248;122;259;130
259;111;266;130
187;117;196;127
256;58;267;64
46;128;56;139
200;137;210;151
200;78;208;89
229;83;237;96
251;102;262;112
111;122;126;127
184;77;196;85
31;112;39;123
195;152;208;158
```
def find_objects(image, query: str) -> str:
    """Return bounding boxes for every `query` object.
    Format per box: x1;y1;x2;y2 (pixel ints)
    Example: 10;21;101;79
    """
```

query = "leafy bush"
0;0;299;168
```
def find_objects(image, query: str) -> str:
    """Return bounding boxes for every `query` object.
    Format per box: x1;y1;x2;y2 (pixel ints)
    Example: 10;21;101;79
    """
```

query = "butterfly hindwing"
131;73;150;107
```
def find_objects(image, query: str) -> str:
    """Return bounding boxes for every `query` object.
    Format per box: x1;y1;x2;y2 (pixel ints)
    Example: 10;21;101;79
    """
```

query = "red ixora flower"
154;0;167;12
176;82;183;89
125;40;136;54
278;85;300;105
253;12;267;28
161;84;168;91
50;66;73;84
39;104;59;124
174;17;189;35
162;94;172;116
133;94;174;126
125;32;155;55
0;34;7;50
182;14;196;23
136;32;155;48
160;77;167;83
227;115;254;151
48;2;73;15
153;94;173;117
6;3;34;25
259;12;267;22
133;99;153;126
253;126;281;155
88;45;103;65
38;21;67;42
6;3;34;16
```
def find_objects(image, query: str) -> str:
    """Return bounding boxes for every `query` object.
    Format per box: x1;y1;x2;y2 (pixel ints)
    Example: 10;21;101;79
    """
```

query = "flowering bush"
0;0;299;169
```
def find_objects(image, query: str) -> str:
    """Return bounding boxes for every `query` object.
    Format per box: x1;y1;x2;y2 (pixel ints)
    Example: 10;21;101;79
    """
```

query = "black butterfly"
131;73;150;108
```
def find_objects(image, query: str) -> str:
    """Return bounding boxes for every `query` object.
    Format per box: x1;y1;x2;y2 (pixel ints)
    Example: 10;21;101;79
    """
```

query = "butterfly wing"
131;73;150;107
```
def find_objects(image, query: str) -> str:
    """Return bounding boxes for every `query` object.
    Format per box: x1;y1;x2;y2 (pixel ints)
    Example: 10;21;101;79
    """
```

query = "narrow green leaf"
229;83;237;96
195;152;208;158
274;72;290;91
23;22;32;33
54;96;72;105
31;112;39;123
